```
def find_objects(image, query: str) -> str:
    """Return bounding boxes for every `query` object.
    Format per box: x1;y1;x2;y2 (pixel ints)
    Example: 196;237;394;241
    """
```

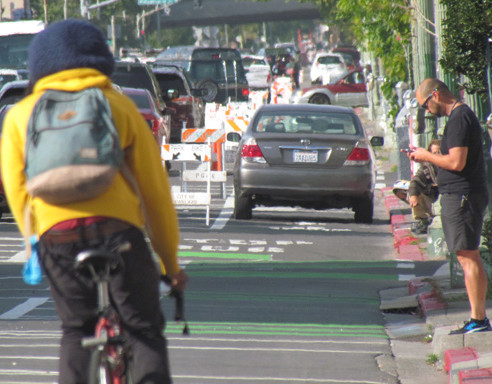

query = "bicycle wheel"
88;349;112;384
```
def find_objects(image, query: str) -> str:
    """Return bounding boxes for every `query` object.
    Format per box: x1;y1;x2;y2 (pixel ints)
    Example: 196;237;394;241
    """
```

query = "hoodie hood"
28;19;114;85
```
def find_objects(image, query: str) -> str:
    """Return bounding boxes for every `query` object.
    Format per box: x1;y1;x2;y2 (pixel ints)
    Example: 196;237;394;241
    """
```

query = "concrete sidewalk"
380;187;492;384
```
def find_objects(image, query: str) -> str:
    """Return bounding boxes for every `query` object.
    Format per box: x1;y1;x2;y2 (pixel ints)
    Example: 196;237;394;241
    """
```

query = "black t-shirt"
437;104;487;193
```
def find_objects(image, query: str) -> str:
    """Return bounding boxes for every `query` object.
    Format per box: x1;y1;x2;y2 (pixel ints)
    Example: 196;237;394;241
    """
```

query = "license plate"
293;150;318;163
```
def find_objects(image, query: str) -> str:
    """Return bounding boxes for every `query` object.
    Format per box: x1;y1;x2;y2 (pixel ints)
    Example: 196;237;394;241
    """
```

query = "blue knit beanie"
28;19;114;84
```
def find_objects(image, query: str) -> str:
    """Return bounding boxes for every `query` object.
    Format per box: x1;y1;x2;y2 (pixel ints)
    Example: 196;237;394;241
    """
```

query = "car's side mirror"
370;136;384;147
167;89;179;99
227;132;242;142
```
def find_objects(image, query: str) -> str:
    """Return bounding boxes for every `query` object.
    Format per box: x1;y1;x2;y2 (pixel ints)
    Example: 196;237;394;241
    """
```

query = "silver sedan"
233;104;383;223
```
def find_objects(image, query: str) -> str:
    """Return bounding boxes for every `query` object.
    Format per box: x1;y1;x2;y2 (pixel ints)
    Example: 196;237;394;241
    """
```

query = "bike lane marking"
0;298;49;320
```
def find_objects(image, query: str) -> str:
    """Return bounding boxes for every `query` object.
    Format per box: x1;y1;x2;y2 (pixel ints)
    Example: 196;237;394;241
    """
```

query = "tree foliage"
335;0;411;81
439;0;492;98
329;0;411;125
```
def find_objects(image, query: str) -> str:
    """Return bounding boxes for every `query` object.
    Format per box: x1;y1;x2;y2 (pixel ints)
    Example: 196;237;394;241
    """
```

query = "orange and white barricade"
270;76;293;104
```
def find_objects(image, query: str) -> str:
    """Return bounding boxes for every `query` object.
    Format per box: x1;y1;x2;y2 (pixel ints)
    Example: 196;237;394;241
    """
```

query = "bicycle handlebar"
161;275;189;335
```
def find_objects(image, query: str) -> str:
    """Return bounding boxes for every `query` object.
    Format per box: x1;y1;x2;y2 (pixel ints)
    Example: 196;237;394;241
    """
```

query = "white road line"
7;251;27;262
0;356;58;360
0;298;49;320
172;375;385;383
168;337;387;345
0;369;57;376
398;274;416;281
0;344;58;347
210;195;234;230
397;262;415;269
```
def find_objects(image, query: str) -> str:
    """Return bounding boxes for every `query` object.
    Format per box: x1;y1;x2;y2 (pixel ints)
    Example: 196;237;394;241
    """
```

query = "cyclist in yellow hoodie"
1;19;187;384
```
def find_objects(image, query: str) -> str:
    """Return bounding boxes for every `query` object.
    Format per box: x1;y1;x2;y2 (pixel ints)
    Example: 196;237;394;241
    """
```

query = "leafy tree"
439;0;492;99
333;0;412;126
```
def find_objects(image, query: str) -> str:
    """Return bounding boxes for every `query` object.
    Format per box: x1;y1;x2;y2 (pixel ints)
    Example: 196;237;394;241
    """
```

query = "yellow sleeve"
1;101;35;237
110;93;181;276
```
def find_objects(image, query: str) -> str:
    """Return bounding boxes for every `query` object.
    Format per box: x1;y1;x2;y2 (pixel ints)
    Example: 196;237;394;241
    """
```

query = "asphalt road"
0;166;448;384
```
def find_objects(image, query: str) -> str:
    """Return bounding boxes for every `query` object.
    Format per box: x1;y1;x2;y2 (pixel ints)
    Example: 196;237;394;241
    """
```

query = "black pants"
39;226;172;384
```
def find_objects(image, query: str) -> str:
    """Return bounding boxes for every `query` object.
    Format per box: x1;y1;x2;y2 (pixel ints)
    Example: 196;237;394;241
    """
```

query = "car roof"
0;79;29;91
256;103;354;115
315;52;344;58
152;64;185;74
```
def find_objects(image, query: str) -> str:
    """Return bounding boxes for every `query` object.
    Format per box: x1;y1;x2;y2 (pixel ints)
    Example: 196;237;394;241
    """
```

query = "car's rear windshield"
127;93;152;109
112;66;155;96
254;112;359;135
242;57;267;67
154;73;187;95
317;56;342;65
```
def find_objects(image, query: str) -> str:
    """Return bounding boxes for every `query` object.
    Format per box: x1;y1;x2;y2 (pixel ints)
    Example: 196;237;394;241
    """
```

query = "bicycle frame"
94;310;128;383
77;250;132;384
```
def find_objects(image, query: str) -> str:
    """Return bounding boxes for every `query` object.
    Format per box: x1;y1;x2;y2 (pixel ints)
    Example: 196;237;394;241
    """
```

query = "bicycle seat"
75;249;119;278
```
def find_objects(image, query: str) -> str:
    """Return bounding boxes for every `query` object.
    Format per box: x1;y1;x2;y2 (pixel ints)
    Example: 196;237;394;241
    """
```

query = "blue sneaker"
449;318;492;335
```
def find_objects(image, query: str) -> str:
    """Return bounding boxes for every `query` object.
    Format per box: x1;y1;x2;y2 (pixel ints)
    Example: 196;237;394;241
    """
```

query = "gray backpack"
25;87;123;204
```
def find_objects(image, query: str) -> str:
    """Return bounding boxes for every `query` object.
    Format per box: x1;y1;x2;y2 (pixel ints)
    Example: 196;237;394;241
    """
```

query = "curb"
385;187;492;383
383;192;426;261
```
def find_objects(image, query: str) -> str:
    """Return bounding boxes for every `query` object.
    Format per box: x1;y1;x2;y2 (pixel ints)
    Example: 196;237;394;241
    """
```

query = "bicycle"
75;249;189;384
75;249;133;384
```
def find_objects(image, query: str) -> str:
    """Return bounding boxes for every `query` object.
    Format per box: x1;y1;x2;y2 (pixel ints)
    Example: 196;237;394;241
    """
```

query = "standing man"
410;78;489;334
1;19;188;382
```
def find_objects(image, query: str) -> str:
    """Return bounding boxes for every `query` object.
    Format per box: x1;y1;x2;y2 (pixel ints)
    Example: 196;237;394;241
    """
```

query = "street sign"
183;170;227;182
161;144;211;161
138;0;179;5
172;192;211;206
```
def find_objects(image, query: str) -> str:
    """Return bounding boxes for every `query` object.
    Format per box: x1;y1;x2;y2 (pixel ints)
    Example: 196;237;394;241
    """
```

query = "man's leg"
457;249;488;320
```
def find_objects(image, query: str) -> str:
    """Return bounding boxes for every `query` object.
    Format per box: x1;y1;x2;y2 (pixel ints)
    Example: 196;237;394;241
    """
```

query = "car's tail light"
267;73;272;83
344;141;371;166
241;137;266;163
174;96;193;105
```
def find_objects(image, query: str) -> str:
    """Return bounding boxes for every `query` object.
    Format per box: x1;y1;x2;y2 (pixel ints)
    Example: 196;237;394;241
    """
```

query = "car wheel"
309;94;331;105
354;197;373;224
234;192;252;220
196;79;219;103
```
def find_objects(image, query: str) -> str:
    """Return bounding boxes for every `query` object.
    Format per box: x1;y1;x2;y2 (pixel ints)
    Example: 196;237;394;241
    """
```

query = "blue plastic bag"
22;235;42;285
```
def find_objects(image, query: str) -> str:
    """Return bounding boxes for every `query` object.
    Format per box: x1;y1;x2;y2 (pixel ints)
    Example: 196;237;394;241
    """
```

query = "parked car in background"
121;87;171;147
111;60;169;116
310;52;347;84
152;64;206;142
233;104;383;223
0;68;28;89
332;45;361;68
241;55;272;91
291;68;368;108
0;79;28;109
155;46;249;104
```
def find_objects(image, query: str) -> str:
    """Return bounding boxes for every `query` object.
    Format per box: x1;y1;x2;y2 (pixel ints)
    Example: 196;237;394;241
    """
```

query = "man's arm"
410;146;467;172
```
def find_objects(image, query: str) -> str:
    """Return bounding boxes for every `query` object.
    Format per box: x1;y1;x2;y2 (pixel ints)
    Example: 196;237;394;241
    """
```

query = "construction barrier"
270;76;294;104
